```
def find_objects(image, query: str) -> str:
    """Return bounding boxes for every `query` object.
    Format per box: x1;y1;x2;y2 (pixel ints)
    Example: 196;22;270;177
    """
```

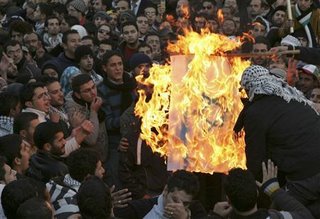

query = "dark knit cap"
75;45;93;63
68;0;87;14
93;11;110;21
129;53;152;70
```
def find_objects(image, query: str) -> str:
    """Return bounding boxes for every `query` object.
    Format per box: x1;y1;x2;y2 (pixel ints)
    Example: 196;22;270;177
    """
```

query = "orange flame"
135;31;250;174
217;9;224;24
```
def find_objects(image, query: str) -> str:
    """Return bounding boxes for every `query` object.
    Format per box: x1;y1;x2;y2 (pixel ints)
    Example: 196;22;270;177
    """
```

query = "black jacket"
243;95;320;181
27;151;68;183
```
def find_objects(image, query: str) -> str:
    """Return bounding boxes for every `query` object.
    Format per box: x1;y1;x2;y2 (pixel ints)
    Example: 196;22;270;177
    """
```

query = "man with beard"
64;74;108;162
119;21;141;70
98;50;136;188
251;36;270;68
43;16;63;52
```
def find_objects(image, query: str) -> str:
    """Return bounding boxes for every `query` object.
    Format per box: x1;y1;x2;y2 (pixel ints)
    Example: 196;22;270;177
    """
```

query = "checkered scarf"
240;65;316;111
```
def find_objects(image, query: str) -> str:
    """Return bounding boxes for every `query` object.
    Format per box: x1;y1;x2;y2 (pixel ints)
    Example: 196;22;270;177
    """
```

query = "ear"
43;143;51;152
25;101;33;108
62;43;67;50
74;91;81;99
14;157;21;166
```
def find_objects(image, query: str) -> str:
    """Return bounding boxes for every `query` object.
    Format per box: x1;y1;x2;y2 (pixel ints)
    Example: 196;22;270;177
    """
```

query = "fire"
217;9;224;24
135;31;250;174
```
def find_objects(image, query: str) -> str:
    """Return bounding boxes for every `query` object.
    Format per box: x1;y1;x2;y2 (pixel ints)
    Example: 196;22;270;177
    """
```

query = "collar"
144;194;169;219
63;174;81;191
22;108;48;123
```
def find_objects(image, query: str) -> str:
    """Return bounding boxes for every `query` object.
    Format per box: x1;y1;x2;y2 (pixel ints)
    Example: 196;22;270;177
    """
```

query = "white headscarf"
240;65;317;112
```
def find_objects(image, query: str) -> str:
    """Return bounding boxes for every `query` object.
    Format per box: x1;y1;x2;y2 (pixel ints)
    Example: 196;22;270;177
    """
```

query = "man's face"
25;119;40;146
272;10;286;26
94;16;107;27
252;43;268;66
202;1;215;16
19;141;31;173
34;5;42;21
0;0;9;7
116;0;129;13
6;44;23;64
81;39;94;51
3;164;17;184
194;16;206;32
144;7;157;25
11;31;23;43
79;54;94;72
137;16;149;34
60;19;70;33
77;80;97;103
47;18;60;35
297;72;315;94
251;23;266;38
248;0;263;17
95;160;105;179
47;81;64;107
43;68;59;79
28;87;51;113
298;0;313;11
163;188;193;209
98;44;112;59
63;33;81;55
176;0;190;18
222;20;236;36
24;33;39;52
103;55;124;83
134;63;150;77
146;35;161;55
68;6;81;19
310;88;320;103
122;25;139;44
50;132;66;156
93;0;103;11
138;46;153;59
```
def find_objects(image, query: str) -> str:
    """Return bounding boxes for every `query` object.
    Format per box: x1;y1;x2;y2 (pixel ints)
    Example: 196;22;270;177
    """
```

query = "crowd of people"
0;0;320;218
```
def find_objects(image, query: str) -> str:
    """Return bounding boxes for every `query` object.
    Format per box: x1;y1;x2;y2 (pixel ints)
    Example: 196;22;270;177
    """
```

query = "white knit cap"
71;25;88;39
281;35;302;47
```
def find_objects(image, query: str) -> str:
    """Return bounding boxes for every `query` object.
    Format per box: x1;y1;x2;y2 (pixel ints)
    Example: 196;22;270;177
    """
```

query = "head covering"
240;65;317;112
119;10;136;23
298;64;319;77
93;11;110;21
253;16;270;33
271;5;287;17
269;68;287;80
129;53;152;70
68;0;87;14
60;66;81;96
281;35;302;47
71;25;88;39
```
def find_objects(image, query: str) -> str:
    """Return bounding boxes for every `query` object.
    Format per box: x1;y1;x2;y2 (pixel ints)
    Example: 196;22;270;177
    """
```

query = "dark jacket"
114;197;207;219
295;46;320;65
27;150;68;183
51;52;77;78
243;95;320;181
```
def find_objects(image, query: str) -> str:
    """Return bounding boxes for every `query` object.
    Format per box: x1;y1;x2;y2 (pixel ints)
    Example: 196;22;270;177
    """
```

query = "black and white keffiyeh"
240;65;316;111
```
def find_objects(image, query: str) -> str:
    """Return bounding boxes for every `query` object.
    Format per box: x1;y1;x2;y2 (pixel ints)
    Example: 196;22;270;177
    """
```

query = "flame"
135;31;250;174
217;9;224;24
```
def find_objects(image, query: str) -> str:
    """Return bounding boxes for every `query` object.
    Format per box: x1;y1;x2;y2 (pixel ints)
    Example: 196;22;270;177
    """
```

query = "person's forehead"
253;43;267;49
170;189;193;202
80;80;95;89
34;86;46;94
108;55;122;63
48;18;59;23
7;44;21;51
123;25;137;31
48;81;61;90
68;33;80;41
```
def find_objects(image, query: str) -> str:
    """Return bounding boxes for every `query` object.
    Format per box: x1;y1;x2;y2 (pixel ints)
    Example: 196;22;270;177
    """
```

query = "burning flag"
135;30;250;174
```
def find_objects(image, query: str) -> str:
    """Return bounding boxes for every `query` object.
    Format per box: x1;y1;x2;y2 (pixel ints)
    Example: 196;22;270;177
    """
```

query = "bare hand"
118;137;129;152
111;185;132;208
164;202;189;219
213;201;232;217
49;111;60;123
256;159;278;187
70;111;86;128
81;120;94;135
90;97;102;112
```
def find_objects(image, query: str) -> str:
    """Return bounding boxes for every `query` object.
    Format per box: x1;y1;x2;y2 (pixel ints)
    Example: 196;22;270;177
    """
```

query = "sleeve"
103;103;121;131
271;189;315;219
295;47;320;65
243;109;268;181
62;137;80;157
84;111;100;145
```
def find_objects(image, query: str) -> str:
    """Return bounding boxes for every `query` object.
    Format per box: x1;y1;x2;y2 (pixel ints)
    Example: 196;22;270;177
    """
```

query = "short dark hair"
74;45;94;63
0;134;23;168
33;121;64;150
0;91;20;116
254;36;271;50
2;177;47;219
4;40;21;53
62;15;79;28
9;20;33;36
71;74;93;93
45;15;60;27
67;148;100;182
13;112;38;134
224;168;258;212
37;3;53;17
62;29;79;44
40;75;59;86
144;32;160;43
121;21;138;33
19;82;46;108
102;50;124;65
0;156;7;182
138;43;152;51
99;39;116;50
78;176;112;219
16;197;53;219
167;170;199;198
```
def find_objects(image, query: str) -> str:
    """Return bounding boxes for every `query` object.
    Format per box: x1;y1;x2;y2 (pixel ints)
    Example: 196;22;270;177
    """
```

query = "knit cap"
68;0;87;14
281;35;302;47
129;53;152;71
93;11;110;21
299;64;320;77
